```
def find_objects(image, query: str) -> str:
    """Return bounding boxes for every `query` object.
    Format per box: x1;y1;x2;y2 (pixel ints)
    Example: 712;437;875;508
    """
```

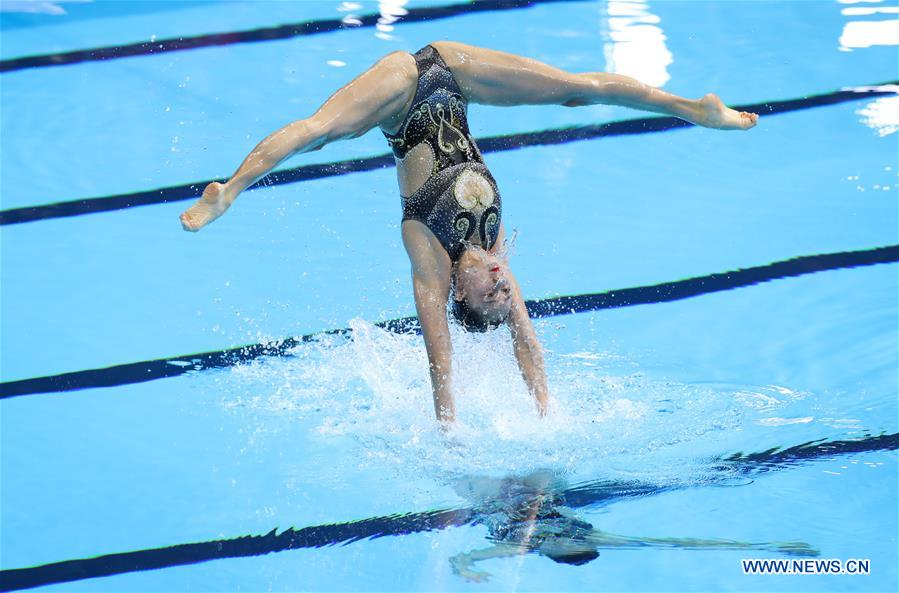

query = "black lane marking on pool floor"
2;244;896;400
1;81;895;227
2;432;895;591
0;0;586;74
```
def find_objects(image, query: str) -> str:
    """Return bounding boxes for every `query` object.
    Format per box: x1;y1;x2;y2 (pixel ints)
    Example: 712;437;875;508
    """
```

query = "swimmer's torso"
479;495;595;549
383;45;501;261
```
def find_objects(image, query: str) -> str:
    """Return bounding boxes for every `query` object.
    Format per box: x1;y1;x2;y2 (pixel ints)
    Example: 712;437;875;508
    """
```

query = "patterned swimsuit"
383;45;501;262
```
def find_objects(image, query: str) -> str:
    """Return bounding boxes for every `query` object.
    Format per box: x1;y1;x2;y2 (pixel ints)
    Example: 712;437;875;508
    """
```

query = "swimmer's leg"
431;41;758;131
180;50;416;231
585;530;819;557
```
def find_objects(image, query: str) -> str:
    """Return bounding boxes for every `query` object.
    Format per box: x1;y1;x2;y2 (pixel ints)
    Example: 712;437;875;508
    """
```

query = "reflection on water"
838;0;899;51
376;0;408;40
0;0;90;15
448;470;819;582
600;0;673;87
857;93;899;136
338;1;364;28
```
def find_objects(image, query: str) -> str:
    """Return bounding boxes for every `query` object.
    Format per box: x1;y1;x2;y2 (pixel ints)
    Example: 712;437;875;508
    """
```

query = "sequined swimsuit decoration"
383;45;501;261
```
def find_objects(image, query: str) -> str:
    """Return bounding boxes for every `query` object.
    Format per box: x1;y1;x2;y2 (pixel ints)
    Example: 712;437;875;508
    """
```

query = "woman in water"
180;42;759;426
449;471;817;582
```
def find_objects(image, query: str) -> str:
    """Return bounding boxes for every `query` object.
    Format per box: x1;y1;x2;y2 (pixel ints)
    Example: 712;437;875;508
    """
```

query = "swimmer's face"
454;248;513;323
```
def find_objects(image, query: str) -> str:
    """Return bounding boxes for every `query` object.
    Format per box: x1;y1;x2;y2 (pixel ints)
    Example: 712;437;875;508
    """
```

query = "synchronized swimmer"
180;41;758;426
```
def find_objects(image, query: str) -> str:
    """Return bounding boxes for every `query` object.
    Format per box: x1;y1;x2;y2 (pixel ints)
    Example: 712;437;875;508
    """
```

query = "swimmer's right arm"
412;273;456;426
403;224;457;426
180;51;416;231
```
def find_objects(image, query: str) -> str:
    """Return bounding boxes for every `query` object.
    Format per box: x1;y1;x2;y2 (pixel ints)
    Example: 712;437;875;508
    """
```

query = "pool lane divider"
1;244;896;400
0;0;588;74
1;432;895;592
1;81;895;227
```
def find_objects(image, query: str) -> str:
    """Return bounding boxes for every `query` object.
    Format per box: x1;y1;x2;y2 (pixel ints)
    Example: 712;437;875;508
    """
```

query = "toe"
180;212;197;231
740;112;757;129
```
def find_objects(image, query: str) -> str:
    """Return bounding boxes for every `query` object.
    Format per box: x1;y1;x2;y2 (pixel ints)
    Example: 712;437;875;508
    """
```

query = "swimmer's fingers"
458;567;492;583
449;555;492;582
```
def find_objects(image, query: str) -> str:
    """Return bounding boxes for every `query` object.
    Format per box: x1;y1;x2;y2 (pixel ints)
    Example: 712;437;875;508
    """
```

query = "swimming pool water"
1;1;897;591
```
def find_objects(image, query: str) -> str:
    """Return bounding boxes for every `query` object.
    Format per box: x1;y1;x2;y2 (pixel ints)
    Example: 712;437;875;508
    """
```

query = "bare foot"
695;93;759;130
180;182;232;231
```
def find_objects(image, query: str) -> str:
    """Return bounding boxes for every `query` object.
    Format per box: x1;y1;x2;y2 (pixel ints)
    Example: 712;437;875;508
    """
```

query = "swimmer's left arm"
450;544;523;582
506;271;549;417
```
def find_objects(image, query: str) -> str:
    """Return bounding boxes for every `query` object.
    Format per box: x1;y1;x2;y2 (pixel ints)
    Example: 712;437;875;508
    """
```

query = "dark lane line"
2;244;895;400
0;0;584;74
1;81;895;227
524;244;899;318
2;432;895;591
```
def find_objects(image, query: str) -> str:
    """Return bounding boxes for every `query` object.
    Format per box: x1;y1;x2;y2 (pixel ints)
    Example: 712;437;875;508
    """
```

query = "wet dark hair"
451;296;505;333
543;548;600;566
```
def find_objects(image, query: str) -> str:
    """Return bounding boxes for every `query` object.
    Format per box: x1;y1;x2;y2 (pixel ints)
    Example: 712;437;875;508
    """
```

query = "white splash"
220;319;781;482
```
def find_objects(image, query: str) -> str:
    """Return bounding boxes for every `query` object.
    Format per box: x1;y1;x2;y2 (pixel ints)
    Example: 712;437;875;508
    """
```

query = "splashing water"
221;319;818;484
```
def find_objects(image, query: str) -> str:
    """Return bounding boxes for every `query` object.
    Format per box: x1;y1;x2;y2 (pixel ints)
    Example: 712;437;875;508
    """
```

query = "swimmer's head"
540;540;600;566
451;245;513;332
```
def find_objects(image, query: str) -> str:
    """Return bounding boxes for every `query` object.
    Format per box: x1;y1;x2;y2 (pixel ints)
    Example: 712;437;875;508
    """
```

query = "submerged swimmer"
450;472;818;582
180;42;759;425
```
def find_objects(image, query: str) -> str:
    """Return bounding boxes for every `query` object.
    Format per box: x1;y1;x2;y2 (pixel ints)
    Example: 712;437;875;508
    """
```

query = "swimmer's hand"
180;181;234;231
450;554;492;583
773;541;820;557
693;93;759;130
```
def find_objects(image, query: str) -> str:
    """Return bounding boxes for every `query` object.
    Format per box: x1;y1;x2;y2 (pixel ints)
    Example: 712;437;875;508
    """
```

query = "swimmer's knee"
378;50;416;76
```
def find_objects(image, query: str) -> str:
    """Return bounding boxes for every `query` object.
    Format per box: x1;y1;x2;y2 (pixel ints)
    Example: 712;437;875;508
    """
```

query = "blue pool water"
1;1;897;591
